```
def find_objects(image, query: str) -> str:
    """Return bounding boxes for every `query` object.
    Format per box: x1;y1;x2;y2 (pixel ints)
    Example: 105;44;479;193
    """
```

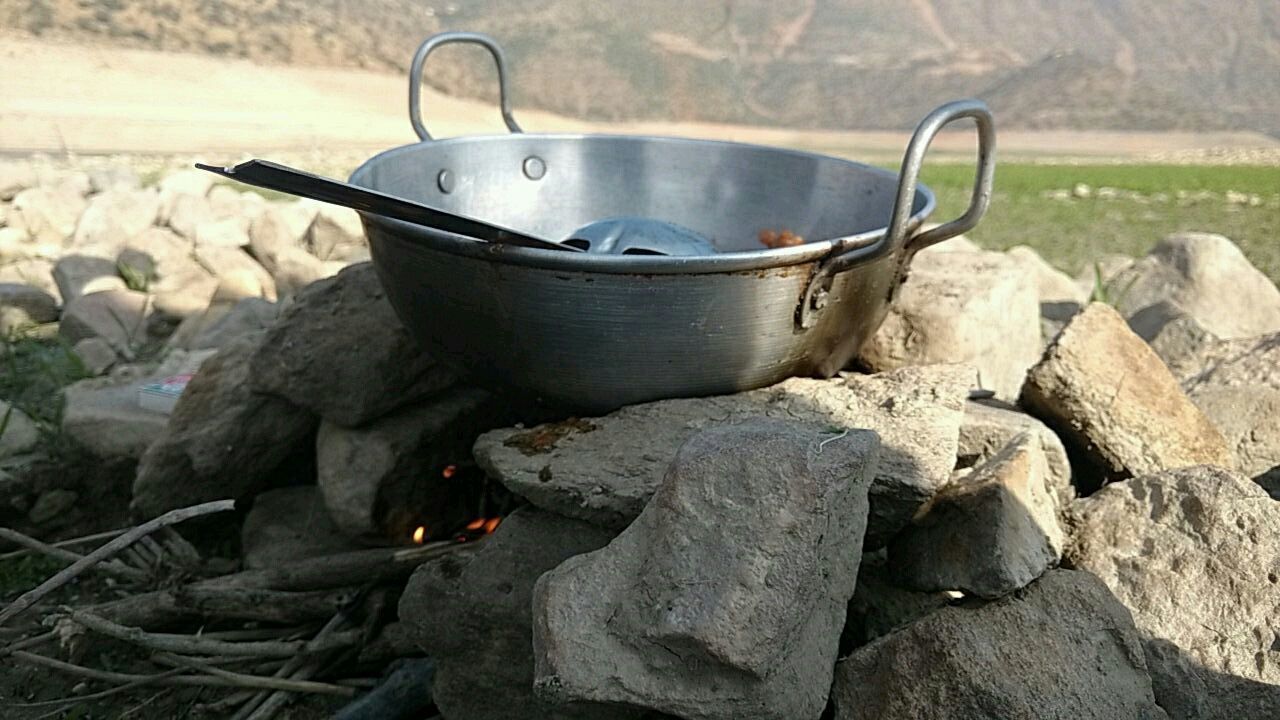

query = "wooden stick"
0;630;55;657
0;528;148;582
67;608;360;658
0;527;129;561
0;499;235;627
11;649;244;688
157;527;202;569
153;652;356;696
232;612;350;720
9;669;185;708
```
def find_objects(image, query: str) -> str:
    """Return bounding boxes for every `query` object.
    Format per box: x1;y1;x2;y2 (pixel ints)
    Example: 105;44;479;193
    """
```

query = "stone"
841;552;952;650
72;337;118;376
28;489;78;525
0;283;58;335
0;162;38;201
0;400;40;458
957;399;1073;508
241;486;360;570
859;249;1040;400
1143;638;1280;720
533;420;879;720
194;217;250;248
477;364;970;546
1020;303;1233;478
316;387;500;541
1188;384;1280;484
1136;300;1221;379
1108;232;1280;339
59;290;150;352
206;184;251;221
306;205;365;261
400;507;633;720
62;378;170;458
71;189;160;251
1066;466;1280;690
12;186;88;244
830;569;1167;719
250;263;457;427
269;246;335;298
247;202;317;272
193;245;276;301
131;334;317;518
168;297;278;351
1074;253;1135;298
889;433;1064;598
87;165;140;194
166;193;216;241
157;169;214;223
0;227;35;263
1006;244;1087;326
53;254;126;302
0;259;60;303
52;171;92;199
1181;331;1280;392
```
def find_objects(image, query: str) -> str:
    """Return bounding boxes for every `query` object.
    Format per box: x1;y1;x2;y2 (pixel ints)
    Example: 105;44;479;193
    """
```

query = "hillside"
2;0;1278;135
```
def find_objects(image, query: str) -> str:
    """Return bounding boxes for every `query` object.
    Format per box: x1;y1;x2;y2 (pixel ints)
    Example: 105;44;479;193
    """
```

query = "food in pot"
759;229;805;248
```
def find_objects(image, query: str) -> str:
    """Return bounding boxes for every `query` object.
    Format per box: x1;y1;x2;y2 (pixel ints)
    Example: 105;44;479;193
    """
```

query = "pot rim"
350;133;936;276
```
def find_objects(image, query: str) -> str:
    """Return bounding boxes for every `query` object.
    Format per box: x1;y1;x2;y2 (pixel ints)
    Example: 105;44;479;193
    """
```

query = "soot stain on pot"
503;418;599;456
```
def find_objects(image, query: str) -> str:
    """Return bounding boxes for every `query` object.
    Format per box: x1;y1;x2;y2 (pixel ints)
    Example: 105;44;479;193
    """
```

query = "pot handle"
797;100;994;329
888;99;996;254
409;32;523;141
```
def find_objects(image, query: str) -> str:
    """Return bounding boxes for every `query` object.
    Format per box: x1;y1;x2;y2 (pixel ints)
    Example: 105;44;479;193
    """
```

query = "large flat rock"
831;569;1168;719
533;420;879;720
476;364;970;547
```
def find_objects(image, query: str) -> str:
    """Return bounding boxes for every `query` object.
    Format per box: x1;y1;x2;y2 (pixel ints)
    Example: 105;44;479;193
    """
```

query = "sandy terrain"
2;34;1278;163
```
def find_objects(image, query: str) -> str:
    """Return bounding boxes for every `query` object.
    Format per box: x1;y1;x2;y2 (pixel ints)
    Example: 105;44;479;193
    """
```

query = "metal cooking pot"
354;32;996;413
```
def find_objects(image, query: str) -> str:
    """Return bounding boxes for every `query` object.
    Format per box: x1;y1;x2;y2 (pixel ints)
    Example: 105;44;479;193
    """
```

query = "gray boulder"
249;263;458;427
0;259;60;304
11;186;87;244
167;297;278;352
0;161;38;201
0;283;58;335
306;205;365;262
316;387;501;541
59;290;150;352
0;400;40;458
1189;384;1280;487
62;378;170;459
53;254;126;303
889;433;1064;598
1181;331;1280;392
156;170;214;223
241;486;361;570
399;507;637;720
86;165;140;194
1108;232;1280;339
477;364;970;546
842;552;953;650
1006;245;1087;341
269;246;338;298
859;249;1040;400
1021;303;1233;478
248;202;318;272
532;420;879;720
194;245;276;301
830;569;1168;719
957;399;1073;508
1143;638;1280;720
166;193;216;241
71;188;160;251
193;217;250;248
72;337;117;376
131;333;317;518
1066;466;1280;690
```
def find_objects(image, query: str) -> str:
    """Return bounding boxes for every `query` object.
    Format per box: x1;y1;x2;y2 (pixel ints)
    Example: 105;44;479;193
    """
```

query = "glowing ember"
465;518;486;531
483;517;501;534
412;526;426;544
442;464;457;479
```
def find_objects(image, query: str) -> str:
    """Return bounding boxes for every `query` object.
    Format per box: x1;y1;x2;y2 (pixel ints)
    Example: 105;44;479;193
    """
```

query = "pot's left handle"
409;32;523;141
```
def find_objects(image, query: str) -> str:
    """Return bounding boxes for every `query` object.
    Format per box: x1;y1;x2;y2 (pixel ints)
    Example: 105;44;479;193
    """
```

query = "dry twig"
0;528;148;582
66;607;360;658
0;527;129;561
153;652;356;696
0;499;236;626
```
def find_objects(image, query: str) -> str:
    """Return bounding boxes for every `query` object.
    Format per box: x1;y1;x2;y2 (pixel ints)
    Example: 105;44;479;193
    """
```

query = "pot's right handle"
887;99;996;255
409;32;523;141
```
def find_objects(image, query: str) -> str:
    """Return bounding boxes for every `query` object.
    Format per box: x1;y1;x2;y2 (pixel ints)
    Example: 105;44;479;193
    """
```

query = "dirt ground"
2;33;1278;163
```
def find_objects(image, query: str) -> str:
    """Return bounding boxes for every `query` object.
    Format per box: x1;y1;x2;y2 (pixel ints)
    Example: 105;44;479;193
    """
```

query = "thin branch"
0;527;128;561
0;499;236;626
11;668;185;708
0;528;148;582
153;652;356;696
232;611;350;720
66;608;360;658
10;649;245;689
0;630;55;657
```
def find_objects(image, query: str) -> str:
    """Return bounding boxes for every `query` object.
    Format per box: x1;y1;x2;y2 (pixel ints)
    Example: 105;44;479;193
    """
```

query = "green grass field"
913;163;1280;283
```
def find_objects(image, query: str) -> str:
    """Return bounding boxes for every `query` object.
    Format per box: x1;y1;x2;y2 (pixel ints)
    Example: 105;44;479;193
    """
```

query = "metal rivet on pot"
436;169;455;194
522;156;546;180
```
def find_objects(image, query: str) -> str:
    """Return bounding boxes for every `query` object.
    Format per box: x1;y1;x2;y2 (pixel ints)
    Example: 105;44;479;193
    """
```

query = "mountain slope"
2;0;1277;135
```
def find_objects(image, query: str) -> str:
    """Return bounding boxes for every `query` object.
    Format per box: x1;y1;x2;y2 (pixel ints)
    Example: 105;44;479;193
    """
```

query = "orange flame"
412;526;426;544
483;517;501;534
465;518;486;531
442;464;457;479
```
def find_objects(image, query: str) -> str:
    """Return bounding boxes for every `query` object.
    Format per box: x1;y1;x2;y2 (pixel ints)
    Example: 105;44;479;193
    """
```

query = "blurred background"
1;0;1278;276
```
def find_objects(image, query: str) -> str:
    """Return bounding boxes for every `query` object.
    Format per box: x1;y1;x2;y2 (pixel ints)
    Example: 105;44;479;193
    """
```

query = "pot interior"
350;134;932;253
